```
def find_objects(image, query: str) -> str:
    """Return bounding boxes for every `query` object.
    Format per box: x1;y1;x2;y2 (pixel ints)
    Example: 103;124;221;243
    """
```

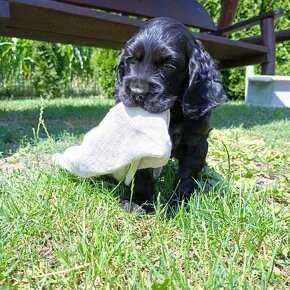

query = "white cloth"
52;102;171;185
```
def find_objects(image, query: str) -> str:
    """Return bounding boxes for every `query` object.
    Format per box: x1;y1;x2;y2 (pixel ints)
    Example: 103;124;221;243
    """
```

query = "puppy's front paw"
167;180;198;211
120;199;147;215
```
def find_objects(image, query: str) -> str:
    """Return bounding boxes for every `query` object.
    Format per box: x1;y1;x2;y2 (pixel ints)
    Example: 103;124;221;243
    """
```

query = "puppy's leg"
170;135;208;206
120;168;155;213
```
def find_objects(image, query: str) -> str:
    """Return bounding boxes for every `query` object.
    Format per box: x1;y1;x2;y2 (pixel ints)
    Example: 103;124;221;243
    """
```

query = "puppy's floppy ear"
114;50;125;103
182;40;227;119
117;50;125;85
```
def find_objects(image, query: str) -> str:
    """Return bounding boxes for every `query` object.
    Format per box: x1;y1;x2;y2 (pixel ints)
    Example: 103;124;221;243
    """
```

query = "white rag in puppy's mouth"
52;102;171;185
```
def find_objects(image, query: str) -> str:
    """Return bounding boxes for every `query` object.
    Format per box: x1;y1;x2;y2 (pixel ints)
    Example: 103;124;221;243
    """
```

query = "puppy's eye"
126;57;138;65
160;60;176;70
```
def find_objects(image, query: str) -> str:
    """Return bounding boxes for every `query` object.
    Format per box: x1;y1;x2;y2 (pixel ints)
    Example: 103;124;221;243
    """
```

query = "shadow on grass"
0;98;113;154
212;102;290;129
1;98;290;155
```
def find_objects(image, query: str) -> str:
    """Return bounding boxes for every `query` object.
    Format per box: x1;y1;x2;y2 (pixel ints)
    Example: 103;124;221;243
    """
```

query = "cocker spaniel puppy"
115;17;227;212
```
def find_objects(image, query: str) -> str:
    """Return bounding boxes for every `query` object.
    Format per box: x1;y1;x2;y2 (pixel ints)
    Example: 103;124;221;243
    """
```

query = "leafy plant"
30;42;67;98
91;48;120;98
0;37;35;96
30;43;95;98
0;38;95;98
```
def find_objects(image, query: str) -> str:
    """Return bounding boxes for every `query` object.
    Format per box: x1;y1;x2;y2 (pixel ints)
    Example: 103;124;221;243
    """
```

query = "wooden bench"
0;0;286;74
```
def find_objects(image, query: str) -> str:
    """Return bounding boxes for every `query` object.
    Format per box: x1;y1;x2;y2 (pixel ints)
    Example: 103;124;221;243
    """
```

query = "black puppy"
115;17;227;211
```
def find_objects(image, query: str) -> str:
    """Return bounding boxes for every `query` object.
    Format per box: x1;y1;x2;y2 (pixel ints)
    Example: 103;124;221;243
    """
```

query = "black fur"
115;17;227;211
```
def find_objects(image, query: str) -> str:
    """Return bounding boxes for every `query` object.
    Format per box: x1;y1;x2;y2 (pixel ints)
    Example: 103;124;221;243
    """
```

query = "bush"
31;43;95;98
31;42;69;98
92;48;120;98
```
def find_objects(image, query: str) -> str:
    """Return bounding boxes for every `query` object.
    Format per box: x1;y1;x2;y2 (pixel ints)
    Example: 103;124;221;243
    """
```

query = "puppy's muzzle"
130;86;148;103
129;78;162;103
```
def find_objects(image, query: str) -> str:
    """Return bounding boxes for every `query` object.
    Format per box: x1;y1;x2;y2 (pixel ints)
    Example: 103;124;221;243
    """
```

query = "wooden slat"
1;26;125;49
219;54;268;70
216;9;284;36
240;28;290;44
193;32;268;60
8;0;141;45
52;0;217;31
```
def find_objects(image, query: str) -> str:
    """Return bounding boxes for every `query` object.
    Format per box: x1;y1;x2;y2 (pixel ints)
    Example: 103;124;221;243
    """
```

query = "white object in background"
246;74;290;108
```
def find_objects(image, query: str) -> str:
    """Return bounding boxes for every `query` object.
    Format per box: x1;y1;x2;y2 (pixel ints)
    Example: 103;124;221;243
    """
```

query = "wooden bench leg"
217;0;240;29
261;17;276;75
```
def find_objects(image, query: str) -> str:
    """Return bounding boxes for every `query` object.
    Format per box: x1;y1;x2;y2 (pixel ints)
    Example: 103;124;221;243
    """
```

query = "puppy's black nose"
130;87;148;103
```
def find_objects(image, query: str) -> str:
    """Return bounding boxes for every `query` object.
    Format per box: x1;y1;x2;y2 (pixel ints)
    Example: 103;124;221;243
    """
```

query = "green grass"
0;97;289;289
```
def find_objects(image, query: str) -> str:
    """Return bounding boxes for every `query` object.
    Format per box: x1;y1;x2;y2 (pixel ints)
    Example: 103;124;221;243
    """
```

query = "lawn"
0;97;289;289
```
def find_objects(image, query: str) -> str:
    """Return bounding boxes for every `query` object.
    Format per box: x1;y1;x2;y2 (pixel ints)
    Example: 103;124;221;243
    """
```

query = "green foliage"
0;37;35;96
92;48;120;98
0;37;34;79
0;38;95;98
30;43;95;98
30;42;68;98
